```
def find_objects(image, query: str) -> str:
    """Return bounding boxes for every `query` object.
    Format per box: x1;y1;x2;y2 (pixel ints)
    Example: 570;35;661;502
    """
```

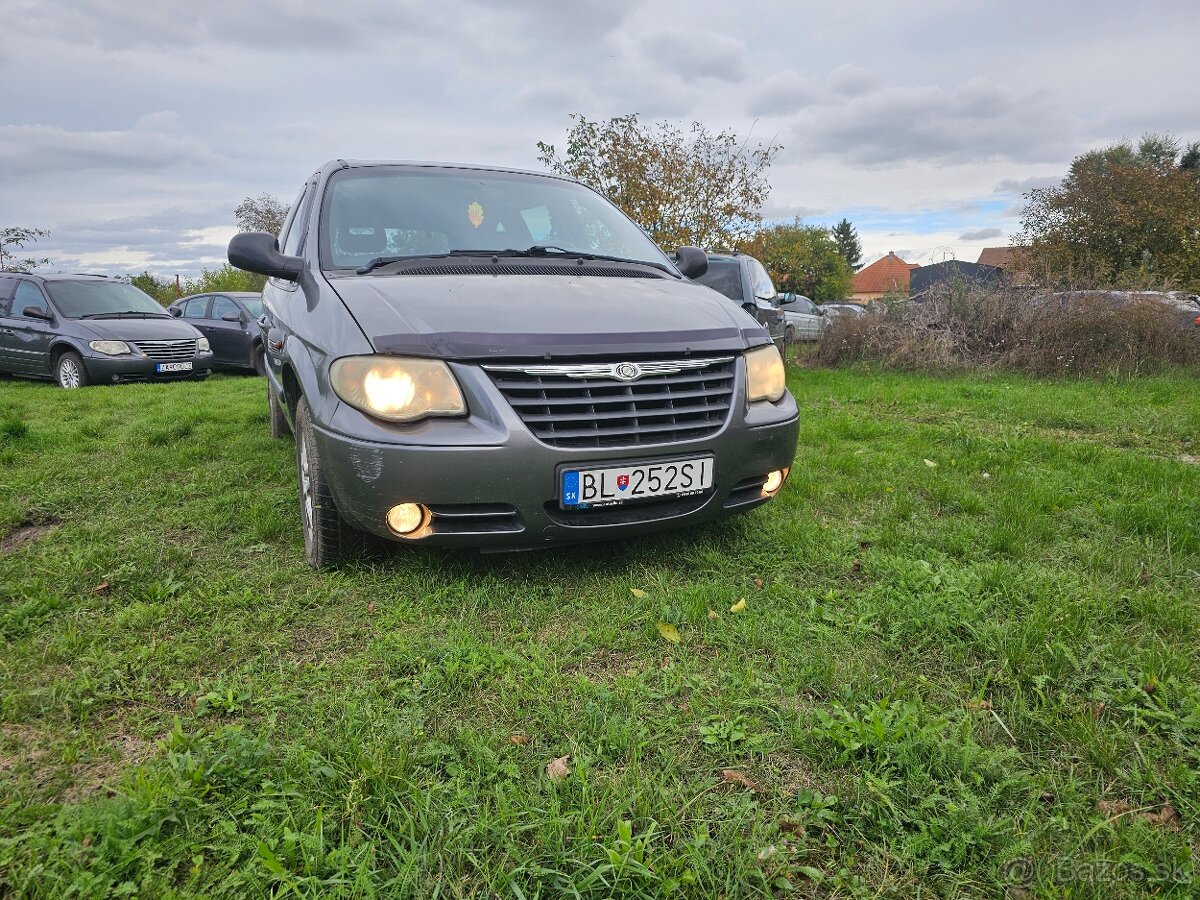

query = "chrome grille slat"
135;339;197;361
485;357;736;448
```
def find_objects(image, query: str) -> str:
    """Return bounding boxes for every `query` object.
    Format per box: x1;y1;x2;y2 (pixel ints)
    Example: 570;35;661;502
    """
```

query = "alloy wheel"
58;357;82;388
298;434;315;554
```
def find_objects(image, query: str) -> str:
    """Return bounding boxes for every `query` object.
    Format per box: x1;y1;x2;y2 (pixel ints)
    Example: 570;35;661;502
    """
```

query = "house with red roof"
850;251;920;303
976;246;1033;285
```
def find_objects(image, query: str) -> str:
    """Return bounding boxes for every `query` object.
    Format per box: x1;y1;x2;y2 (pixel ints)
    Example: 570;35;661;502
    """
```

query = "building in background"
850;251;919;303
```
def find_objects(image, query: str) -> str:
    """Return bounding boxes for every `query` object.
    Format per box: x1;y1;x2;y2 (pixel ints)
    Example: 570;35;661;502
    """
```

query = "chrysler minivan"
228;160;799;566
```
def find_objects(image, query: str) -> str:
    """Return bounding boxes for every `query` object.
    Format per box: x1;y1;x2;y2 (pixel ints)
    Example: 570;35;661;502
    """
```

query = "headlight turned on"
330;356;467;423
745;344;786;403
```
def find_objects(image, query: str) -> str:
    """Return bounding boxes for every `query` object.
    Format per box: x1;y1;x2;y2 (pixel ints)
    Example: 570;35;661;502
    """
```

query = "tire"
295;398;364;567
785;323;796;345
268;378;292;439
56;351;91;389
252;345;267;376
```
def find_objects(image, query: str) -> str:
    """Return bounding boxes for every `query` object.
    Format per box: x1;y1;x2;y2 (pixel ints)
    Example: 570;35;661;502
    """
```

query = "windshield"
44;281;167;318
321;167;672;271
694;259;744;302
241;297;263;317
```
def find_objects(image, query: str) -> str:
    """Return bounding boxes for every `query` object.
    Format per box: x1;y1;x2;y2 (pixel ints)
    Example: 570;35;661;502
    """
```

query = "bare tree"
0;226;50;272
235;195;290;235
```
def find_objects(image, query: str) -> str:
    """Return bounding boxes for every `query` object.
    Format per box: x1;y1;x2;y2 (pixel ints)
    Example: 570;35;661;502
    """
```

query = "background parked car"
0;273;213;388
168;292;266;373
692;252;786;349
778;293;827;342
820;302;869;320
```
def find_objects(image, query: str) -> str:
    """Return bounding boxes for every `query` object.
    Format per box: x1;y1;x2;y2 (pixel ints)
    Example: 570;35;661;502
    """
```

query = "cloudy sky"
4;0;1198;276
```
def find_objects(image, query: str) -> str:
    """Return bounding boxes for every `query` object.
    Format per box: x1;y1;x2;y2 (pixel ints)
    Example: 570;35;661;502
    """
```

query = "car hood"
328;273;769;360
76;317;202;342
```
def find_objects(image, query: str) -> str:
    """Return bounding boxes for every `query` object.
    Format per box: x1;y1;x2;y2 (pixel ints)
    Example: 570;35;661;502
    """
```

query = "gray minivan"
0;274;213;387
228;160;799;566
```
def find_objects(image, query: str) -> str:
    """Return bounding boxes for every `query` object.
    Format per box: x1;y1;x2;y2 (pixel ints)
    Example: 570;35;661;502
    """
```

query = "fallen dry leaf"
546;755;571;782
367;601;377;616
630;588;647;598
721;769;764;793
778;819;807;836
753;577;764;590
707;609;719;620
1146;805;1179;828
1095;800;1180;829
656;621;681;644
91;581;110;595
508;733;530;746
923;458;938;468
730;598;746;613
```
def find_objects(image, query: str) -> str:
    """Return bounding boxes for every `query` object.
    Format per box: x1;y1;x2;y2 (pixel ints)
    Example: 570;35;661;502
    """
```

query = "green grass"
1;367;1198;898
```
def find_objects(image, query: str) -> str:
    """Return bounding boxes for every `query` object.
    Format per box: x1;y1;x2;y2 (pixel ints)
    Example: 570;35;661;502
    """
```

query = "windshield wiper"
357;246;672;275
79;311;168;319
356;249;533;274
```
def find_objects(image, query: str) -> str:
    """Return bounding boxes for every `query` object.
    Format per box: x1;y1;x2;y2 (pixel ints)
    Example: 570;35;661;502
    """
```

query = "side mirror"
228;232;303;282
168;306;182;317
778;294;796;305
221;310;242;322
674;246;708;279
23;306;53;322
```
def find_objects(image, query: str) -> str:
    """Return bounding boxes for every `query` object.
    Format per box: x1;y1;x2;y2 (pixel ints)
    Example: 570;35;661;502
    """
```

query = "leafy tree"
537;114;782;250
832;218;863;270
127;271;179;305
235;194;289;235
739;221;853;302
1017;133;1200;289
1;226;50;272
184;264;267;294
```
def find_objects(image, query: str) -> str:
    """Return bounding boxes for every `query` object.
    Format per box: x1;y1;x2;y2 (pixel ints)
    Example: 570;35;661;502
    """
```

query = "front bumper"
83;351;215;383
314;359;800;549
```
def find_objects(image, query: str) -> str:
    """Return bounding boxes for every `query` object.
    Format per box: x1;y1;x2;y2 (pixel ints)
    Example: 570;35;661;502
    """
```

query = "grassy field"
1;367;1198;898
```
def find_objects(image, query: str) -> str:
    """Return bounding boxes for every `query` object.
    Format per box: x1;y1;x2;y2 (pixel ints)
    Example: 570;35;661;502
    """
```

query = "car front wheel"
294;398;364;567
784;323;796;344
56;351;90;389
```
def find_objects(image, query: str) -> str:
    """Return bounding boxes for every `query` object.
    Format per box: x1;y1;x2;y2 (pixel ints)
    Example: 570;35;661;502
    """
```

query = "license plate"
561;456;713;509
155;362;193;373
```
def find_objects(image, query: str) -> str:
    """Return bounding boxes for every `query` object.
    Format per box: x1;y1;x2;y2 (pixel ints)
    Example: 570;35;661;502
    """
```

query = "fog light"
761;468;789;497
386;502;429;536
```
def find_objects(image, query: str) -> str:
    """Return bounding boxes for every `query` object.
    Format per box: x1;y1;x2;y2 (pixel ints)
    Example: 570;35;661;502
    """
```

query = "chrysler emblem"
613;362;642;381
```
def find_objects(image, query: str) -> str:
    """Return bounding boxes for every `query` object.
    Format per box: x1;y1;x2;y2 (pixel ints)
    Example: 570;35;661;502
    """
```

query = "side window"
210;296;239;320
280;182;315;258
0;278;15;315
183;296;209;318
14;282;50;318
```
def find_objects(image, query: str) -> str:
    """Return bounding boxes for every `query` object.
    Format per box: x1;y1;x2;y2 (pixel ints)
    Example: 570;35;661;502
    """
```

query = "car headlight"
745;344;786;403
89;340;132;356
330;356;466;423
197;337;211;352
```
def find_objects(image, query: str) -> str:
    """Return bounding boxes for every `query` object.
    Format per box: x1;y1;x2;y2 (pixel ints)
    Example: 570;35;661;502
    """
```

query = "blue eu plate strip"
562;470;580;506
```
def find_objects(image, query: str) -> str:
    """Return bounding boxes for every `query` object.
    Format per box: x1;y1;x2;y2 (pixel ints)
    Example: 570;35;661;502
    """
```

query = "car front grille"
135;339;197;361
484;356;736;448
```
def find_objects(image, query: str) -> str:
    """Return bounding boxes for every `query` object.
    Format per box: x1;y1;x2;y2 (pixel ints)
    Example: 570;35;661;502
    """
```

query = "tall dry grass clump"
810;284;1200;376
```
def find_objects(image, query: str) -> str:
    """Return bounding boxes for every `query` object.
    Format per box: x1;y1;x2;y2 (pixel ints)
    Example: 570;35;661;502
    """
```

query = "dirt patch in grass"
0;719;164;802
567;647;637;680
0;516;61;555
